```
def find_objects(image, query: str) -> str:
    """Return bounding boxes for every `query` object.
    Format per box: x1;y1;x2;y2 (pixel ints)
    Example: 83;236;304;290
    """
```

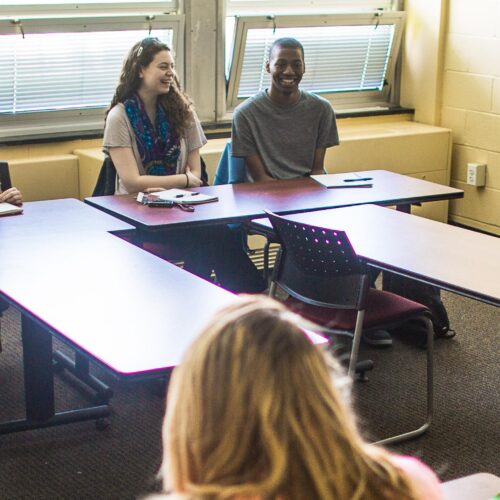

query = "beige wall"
400;0;448;126
439;0;500;235
2;138;101;201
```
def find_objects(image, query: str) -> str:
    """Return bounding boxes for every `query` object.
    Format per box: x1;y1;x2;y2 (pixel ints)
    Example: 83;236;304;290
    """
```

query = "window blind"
0;29;173;115
237;25;394;98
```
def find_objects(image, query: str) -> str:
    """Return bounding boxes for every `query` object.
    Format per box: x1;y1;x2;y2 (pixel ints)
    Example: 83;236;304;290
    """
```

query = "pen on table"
175;192;200;198
343;177;373;182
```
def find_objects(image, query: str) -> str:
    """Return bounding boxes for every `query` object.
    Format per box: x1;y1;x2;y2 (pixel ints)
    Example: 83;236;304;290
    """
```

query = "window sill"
0;107;414;146
202;106;414;139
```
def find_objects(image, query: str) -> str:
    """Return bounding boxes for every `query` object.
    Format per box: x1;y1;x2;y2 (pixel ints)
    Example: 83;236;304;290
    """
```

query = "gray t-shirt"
231;90;339;180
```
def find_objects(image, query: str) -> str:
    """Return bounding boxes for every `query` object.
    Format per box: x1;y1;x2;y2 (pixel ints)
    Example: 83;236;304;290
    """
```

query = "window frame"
226;0;398;16
0;1;177;17
0;13;184;141
226;12;405;112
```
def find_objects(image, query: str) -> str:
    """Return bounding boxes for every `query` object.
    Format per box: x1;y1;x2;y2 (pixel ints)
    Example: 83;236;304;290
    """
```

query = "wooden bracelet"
185;173;189;188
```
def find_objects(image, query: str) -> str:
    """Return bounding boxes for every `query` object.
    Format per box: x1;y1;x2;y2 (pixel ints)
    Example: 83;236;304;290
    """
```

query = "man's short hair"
268;37;305;60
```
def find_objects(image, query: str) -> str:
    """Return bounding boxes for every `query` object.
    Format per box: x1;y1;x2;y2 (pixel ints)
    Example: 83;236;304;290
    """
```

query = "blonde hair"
160;296;417;500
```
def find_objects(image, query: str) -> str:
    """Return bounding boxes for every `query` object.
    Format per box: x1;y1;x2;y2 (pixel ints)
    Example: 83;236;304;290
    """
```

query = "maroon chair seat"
286;288;428;332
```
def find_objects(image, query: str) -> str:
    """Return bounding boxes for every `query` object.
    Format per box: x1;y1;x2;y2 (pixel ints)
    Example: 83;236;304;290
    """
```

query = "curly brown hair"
106;37;194;137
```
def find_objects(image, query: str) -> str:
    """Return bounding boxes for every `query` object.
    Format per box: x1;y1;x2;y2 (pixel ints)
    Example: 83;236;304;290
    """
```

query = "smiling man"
231;38;391;347
231;37;339;181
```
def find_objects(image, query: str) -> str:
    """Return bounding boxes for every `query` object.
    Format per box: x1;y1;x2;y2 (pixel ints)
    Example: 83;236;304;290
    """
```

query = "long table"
0;200;240;433
0;199;328;434
85;170;463;232
250;204;500;306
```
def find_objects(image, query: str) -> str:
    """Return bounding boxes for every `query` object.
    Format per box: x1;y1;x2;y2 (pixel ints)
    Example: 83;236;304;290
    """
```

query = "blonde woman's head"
160;296;416;500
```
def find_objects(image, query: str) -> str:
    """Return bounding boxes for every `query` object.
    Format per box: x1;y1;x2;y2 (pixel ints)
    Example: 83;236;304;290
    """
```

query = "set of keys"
138;193;195;212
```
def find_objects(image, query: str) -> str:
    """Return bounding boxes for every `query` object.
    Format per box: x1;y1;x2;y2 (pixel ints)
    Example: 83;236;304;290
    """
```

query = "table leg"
22;314;55;421
0;314;110;435
396;203;412;213
52;350;114;404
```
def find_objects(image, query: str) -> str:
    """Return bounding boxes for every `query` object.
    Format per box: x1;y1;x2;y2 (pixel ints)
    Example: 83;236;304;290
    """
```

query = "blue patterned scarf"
124;93;181;176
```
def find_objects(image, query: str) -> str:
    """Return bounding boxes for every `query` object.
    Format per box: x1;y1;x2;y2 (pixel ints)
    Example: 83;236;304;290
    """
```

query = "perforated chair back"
266;211;370;310
0;161;12;191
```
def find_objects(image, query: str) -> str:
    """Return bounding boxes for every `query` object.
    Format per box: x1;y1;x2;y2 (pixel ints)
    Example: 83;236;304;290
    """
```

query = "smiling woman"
102;37;266;293
104;37;204;195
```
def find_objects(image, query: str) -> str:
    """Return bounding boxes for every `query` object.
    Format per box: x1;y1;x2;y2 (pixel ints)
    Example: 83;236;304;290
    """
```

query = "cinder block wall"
441;1;500;235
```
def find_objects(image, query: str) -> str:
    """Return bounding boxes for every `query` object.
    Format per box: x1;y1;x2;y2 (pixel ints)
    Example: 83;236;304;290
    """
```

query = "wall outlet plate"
467;163;486;187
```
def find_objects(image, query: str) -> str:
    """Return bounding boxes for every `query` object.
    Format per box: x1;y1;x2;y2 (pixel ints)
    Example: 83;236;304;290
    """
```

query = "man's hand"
311;148;327;175
246;154;275;182
0;187;23;206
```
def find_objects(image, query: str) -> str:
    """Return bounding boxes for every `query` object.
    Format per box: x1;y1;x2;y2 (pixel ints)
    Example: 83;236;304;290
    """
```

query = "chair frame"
266;210;434;445
0;161;13;192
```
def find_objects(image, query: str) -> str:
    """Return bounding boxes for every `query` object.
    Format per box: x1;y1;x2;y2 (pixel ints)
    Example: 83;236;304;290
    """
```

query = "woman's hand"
186;167;202;188
144;187;165;194
0;187;23;206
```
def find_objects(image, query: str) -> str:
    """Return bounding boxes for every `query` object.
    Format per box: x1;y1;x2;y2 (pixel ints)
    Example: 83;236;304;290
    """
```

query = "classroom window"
0;1;177;16
0;9;182;141
226;12;404;112
226;0;396;16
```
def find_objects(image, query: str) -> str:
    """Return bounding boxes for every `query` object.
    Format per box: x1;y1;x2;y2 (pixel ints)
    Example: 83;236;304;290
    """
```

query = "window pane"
227;0;397;16
2;0;173;5
4;0;145;3
236;25;394;99
0;30;172;114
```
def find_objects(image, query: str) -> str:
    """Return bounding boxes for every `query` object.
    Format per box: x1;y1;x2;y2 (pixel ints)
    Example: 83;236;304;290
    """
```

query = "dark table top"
0;198;134;240
85;170;464;231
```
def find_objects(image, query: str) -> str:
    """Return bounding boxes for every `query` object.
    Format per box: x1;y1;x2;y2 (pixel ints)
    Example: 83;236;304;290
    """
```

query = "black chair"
0;160;13;192
92;156;210;197
266;210;435;444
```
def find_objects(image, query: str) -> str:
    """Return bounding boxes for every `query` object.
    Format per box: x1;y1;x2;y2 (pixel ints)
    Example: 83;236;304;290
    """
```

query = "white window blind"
237;25;394;98
0;14;184;140
227;13;404;111
0;29;173;114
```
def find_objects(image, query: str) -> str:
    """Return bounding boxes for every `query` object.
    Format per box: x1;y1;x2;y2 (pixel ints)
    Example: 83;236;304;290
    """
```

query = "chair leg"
348;310;366;378
375;314;434;445
263;239;271;283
